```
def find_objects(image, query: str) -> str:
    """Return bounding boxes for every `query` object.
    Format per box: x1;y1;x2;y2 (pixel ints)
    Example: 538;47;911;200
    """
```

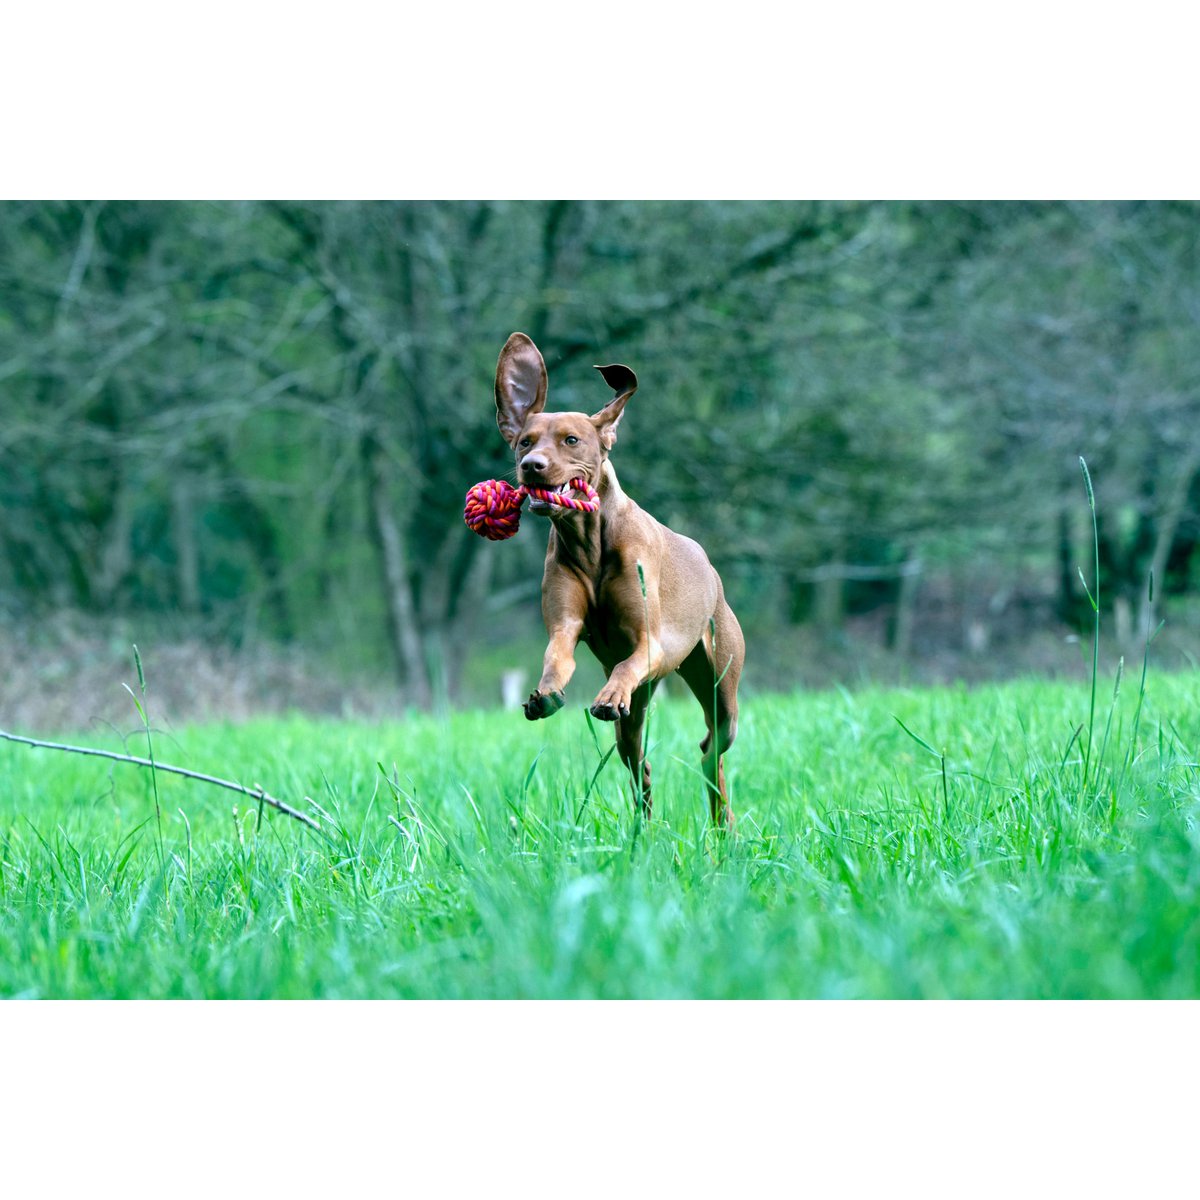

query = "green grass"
1;668;1199;999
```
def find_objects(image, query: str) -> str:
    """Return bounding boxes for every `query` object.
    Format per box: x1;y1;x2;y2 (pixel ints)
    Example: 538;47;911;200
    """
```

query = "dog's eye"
519;438;532;448
564;435;579;446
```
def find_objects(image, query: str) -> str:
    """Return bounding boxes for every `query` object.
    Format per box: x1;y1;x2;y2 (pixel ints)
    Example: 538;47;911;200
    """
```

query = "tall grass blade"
131;644;166;897
1079;457;1100;791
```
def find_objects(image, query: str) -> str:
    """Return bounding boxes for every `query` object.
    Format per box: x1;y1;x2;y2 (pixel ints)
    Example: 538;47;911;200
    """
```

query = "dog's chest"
548;525;641;666
579;574;641;667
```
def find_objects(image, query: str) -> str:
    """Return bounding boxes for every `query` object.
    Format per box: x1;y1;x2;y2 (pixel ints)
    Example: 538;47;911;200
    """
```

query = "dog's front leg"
590;633;665;721
524;571;587;720
589;568;665;721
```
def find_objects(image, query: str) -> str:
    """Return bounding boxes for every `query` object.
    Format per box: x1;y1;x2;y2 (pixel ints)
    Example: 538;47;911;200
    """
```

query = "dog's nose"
520;453;549;478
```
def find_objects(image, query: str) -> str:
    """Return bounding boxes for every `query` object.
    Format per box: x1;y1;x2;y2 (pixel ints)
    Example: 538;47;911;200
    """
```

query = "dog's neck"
547;459;625;574
595;458;626;513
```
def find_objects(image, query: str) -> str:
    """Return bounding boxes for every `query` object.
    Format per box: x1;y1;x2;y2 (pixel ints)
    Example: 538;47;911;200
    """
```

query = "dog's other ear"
590;363;638;451
495;332;549;447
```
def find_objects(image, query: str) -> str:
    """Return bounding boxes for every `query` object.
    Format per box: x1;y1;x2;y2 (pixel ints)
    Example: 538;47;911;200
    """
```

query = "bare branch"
0;728;325;834
55;201;103;326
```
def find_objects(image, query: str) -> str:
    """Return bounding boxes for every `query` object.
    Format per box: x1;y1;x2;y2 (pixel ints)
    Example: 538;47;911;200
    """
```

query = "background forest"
1;200;1197;727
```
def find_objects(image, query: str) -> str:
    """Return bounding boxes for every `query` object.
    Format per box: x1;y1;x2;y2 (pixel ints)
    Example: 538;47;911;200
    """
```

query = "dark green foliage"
1;201;1198;702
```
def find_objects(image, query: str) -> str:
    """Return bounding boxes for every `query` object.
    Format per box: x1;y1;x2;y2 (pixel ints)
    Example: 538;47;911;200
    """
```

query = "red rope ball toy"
464;478;600;540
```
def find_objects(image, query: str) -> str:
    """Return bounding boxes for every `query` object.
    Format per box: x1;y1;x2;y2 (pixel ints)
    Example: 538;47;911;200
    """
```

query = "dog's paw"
524;689;565;720
591;677;634;722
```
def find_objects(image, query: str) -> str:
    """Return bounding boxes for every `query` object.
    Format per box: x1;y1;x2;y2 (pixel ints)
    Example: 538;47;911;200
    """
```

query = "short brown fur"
493;332;745;825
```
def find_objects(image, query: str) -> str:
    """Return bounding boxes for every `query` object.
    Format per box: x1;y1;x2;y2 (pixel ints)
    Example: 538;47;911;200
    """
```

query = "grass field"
1;660;1198;999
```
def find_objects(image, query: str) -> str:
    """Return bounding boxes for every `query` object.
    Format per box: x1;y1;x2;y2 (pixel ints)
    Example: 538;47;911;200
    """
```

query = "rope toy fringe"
464;477;599;540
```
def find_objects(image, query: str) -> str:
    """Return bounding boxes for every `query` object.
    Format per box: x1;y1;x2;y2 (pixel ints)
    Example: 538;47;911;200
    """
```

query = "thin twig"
0;728;323;833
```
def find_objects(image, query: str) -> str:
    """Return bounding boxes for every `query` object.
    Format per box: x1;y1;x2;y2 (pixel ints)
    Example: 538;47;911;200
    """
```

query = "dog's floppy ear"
590;362;638;451
495;332;549;447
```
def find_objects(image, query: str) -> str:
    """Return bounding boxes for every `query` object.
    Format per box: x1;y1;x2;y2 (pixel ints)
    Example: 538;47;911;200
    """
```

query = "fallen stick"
0;727;323;834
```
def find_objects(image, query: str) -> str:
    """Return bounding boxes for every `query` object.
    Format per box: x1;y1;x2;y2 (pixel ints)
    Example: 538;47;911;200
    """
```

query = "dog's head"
494;332;637;516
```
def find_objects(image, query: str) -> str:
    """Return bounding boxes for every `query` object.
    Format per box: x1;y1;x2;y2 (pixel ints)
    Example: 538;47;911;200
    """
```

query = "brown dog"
493;332;744;825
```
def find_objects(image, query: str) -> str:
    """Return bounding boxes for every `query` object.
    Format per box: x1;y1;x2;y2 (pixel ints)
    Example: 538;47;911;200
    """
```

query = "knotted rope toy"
464;477;600;540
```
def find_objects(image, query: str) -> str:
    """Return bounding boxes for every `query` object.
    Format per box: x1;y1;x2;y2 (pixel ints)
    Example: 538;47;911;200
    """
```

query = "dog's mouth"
525;479;580;514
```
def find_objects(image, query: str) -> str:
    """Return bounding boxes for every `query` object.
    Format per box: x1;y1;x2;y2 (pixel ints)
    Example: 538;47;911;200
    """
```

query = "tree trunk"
1056;504;1078;625
171;471;201;613
1139;447;1200;637
362;433;431;709
813;565;845;634
94;473;134;608
889;557;921;656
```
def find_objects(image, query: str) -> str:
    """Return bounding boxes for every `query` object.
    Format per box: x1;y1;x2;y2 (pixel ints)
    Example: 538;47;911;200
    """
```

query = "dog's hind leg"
677;599;743;827
614;687;653;819
698;720;735;828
